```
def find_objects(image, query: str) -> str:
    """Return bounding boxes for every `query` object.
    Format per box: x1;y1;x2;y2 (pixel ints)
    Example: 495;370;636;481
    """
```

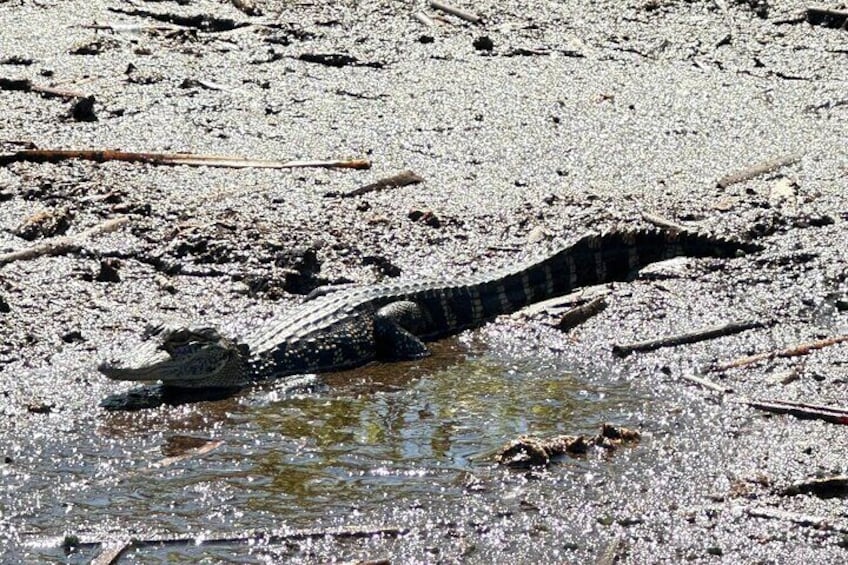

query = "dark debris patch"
70;95;97;122
496;423;641;468
362;255;402;278
13;207;73;240
108;7;250;33
297;53;384;69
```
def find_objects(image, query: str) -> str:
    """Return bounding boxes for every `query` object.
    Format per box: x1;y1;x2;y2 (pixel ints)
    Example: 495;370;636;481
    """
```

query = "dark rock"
95;259;121;283
408;209;442;228
26;403;54;414
70;95;97;122
61;330;85;343
473;36;494;51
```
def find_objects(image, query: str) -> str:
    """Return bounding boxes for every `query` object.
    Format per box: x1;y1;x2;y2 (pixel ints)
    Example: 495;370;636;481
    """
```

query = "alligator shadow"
99;384;245;411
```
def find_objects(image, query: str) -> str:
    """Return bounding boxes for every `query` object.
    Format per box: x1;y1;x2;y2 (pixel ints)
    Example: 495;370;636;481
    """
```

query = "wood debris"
711;334;848;372
716;153;802;188
327;170;424;198
430;1;483;24
0;149;371;170
496;423;641;468
612;320;766;357
0;217;129;267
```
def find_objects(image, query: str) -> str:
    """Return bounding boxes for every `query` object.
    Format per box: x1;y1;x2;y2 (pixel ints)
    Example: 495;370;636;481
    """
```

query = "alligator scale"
99;228;757;389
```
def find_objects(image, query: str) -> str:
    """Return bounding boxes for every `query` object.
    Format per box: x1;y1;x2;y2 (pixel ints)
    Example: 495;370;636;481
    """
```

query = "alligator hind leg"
374;301;430;360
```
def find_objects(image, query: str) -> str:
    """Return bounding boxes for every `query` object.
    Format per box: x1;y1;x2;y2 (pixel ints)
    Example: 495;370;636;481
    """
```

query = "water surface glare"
28;340;646;561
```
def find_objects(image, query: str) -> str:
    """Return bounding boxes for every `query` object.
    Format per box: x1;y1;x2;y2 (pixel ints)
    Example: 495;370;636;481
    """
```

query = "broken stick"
327;169;424;198
711;334;848;372
716;153;802;188
0;77;88;100
741;398;848;425
677;372;734;394
0;149;371;170
0;217;129;267
640;212;690;232
65;524;407;563
782;475;848;498
413;11;436;27
612;320;765;357
429;1;482;24
556;296;607;331
745;507;848;535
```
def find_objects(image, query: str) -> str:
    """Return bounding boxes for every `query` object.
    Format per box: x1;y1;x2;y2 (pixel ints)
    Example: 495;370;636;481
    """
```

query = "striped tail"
473;227;758;316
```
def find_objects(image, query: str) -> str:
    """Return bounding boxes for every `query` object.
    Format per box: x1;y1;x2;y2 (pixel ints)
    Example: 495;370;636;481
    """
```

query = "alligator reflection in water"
233;339;636;513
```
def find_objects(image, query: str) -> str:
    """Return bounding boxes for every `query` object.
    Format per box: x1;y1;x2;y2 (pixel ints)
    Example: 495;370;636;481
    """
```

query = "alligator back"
245;227;755;377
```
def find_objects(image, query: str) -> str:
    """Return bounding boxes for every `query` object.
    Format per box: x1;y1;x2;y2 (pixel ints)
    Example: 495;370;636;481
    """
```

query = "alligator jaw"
98;345;174;383
98;326;249;388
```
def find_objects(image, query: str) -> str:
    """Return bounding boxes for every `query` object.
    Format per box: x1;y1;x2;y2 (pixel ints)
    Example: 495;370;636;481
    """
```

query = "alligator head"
98;324;249;388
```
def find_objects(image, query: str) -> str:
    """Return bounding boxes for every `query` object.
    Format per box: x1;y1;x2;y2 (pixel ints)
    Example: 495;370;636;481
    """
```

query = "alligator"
98;227;759;390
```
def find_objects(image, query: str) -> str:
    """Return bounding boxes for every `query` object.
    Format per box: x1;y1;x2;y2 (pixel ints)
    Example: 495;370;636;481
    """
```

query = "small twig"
0;149;371;170
716;153;802;188
612;320;765;357
710;335;848;372
678;372;734;394
745;507;848;535
155;439;223;467
429;1;482;24
741;398;848;425
0;217;129;267
327;170;424;198
0;77;88;99
413;11;436;27
79;22;184;33
556;296;607;331
640;212;690;232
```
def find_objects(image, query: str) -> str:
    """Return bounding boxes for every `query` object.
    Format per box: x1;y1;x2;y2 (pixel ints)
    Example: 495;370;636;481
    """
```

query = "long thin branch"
429;1;482;23
745;507;848;535
0;149;371;170
640;212;690;232
64;525;408;562
612;320;765;357
741;398;848;425
0;217;129;267
711;335;848;372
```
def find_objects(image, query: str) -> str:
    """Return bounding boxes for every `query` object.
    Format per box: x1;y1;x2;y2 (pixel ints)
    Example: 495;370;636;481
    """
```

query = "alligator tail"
474;227;759;315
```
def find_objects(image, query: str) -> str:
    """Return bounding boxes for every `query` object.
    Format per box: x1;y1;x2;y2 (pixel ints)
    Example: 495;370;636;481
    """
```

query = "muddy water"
25;334;643;562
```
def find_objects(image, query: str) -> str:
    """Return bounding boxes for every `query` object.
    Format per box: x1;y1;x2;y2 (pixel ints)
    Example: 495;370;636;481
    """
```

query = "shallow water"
21;334;645;562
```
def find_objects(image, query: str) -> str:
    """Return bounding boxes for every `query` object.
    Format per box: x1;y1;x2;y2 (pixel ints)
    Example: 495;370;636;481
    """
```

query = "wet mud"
1;0;847;562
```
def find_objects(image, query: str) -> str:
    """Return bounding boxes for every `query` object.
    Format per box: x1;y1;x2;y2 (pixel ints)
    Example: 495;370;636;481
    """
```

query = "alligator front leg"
373;301;431;360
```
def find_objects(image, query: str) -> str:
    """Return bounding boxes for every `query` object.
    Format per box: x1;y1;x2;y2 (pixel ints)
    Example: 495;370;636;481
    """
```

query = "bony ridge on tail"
98;226;760;390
